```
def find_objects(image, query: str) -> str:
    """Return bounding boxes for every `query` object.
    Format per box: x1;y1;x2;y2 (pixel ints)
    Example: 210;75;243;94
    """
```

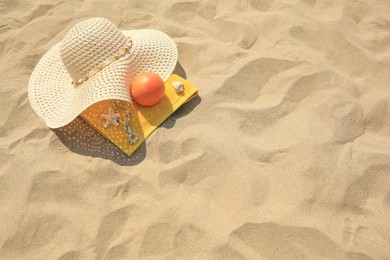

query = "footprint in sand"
215;58;300;104
95;206;133;258
383;192;390;216
230;222;345;259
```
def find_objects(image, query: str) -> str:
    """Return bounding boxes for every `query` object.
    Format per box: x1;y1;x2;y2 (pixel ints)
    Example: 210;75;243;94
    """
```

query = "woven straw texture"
28;17;178;128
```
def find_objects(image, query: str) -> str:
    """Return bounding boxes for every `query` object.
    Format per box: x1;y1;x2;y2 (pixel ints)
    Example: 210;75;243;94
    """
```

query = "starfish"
100;107;120;128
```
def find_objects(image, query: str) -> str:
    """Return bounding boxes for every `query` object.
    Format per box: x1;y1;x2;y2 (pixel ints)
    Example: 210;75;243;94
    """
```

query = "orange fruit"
130;72;165;107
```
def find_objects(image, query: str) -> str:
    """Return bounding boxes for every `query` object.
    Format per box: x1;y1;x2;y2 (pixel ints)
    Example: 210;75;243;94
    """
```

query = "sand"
1;0;390;259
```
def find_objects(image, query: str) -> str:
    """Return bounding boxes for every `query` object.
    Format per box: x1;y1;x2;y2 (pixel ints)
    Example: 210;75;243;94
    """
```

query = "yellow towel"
79;74;198;156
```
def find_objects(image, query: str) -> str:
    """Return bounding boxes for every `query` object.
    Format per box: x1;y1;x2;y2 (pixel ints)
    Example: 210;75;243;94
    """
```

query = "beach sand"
1;0;390;259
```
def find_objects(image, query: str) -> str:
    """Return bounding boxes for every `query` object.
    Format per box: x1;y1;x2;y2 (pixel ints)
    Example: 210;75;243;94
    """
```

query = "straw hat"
28;17;178;128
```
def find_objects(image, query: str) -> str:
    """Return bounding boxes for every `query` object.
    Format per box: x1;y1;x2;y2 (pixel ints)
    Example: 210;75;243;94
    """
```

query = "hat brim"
28;29;178;128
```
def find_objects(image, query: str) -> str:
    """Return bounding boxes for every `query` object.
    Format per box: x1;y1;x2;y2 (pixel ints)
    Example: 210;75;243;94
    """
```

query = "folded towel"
79;74;199;156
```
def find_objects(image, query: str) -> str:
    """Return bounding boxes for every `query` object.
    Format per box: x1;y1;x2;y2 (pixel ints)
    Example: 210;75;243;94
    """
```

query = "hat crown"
60;17;128;82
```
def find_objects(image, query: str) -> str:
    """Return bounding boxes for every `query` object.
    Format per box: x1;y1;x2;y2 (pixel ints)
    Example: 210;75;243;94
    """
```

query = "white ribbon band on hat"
72;38;133;87
28;17;178;128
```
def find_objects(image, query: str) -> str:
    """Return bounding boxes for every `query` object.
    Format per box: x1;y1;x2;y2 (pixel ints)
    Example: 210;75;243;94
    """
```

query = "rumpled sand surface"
1;0;390;259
